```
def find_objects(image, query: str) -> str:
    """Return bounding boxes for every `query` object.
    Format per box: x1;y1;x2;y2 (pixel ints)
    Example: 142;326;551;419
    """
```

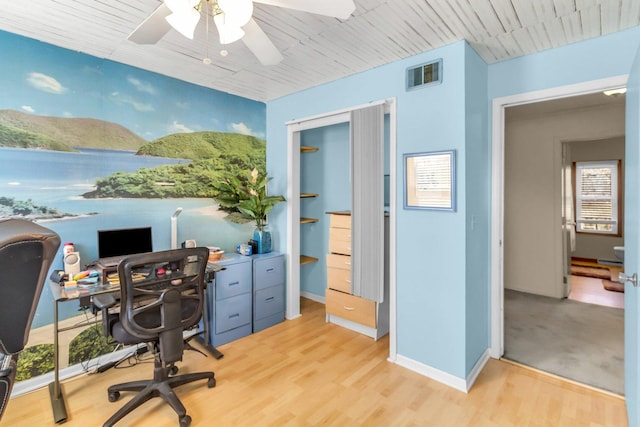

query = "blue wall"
464;43;490;373
267;40;490;380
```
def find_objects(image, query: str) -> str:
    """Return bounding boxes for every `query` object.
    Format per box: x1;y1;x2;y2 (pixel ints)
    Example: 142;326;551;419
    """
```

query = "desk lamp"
171;207;183;249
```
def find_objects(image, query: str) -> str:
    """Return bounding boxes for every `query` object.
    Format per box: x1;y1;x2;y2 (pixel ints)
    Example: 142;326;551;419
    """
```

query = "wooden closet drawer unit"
326;289;376;328
330;213;351;229
329;227;351;255
327;267;351;293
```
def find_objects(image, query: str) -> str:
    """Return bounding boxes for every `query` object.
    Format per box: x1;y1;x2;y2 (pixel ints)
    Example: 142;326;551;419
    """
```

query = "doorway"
491;76;628;394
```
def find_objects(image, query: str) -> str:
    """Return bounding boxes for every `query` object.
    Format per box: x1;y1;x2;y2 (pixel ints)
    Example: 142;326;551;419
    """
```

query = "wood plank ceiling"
0;0;638;102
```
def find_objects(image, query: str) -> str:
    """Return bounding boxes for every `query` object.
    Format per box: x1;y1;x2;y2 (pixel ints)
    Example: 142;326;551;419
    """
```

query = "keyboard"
97;256;125;267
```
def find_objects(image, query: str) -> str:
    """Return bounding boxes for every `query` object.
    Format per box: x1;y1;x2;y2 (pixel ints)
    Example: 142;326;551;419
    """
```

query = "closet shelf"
301;145;319;153
300;217;318;224
300;255;319;265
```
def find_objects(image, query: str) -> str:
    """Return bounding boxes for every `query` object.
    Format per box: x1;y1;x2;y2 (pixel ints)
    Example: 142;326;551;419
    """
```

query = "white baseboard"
301;291;325;304
394;349;491;393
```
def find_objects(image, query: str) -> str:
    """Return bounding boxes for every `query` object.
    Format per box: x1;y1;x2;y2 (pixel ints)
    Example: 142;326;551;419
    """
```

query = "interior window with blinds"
575;160;620;235
404;150;455;211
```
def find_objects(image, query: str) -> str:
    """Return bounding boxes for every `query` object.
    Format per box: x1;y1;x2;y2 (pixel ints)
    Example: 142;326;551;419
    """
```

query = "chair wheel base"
207;377;216;388
108;391;120;402
180;415;192;426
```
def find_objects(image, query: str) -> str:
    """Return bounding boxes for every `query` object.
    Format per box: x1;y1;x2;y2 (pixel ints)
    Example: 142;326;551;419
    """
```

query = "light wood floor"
569;274;625;309
3;298;627;427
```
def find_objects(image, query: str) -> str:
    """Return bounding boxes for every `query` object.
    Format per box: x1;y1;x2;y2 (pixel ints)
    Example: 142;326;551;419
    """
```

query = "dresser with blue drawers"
207;252;285;346
207;253;253;346
252;252;285;333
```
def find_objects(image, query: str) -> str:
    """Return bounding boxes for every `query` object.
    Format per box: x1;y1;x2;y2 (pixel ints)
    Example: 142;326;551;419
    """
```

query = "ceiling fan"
129;0;356;66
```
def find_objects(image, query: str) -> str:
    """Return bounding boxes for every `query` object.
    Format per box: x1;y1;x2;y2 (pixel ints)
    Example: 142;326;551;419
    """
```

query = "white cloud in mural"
63;111;74;117
21;105;35;113
128;77;157;95
109;91;155;112
129;100;155;112
169;121;195;133
176;101;189;109
26;72;68;94
231;122;252;135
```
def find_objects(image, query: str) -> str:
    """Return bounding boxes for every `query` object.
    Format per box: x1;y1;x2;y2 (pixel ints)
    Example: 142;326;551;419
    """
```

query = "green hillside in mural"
83;131;266;199
0;109;146;150
0;123;75;151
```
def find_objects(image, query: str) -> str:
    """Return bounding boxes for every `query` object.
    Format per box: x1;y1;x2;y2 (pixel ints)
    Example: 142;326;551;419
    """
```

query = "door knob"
618;272;638;287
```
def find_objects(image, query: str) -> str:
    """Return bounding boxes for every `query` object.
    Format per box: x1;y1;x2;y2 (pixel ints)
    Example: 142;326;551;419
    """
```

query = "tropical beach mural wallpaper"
0;30;268;383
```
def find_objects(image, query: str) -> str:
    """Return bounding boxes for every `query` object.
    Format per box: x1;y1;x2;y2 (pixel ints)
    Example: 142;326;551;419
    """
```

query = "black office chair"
0;218;61;422
94;247;215;427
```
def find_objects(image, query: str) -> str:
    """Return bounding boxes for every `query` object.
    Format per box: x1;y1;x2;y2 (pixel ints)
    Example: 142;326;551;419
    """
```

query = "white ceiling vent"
406;59;442;91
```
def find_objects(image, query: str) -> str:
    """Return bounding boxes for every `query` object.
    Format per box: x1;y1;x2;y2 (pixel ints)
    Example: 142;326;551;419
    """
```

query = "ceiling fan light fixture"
214;12;245;44
166;9;201;39
218;0;253;27
164;0;200;15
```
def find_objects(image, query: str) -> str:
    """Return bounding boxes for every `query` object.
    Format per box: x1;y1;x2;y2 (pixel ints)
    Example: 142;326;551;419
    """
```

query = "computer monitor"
97;226;153;260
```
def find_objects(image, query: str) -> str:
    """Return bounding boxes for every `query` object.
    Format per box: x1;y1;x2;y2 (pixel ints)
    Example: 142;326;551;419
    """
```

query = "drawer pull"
228;281;239;286
265;296;275;302
343;305;355;311
345;279;351;283
229;313;240;319
345;261;351;265
266;268;275;273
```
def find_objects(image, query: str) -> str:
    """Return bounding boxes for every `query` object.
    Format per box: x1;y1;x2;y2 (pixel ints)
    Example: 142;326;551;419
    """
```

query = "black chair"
94;247;215;427
0;219;61;421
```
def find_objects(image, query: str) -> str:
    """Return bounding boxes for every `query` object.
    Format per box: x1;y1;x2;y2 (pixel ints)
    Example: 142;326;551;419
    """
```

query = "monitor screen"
97;226;153;259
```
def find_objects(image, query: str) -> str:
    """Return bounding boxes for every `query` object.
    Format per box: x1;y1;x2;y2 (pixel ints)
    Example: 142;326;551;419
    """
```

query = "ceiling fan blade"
253;0;355;19
242;19;284;66
128;3;172;44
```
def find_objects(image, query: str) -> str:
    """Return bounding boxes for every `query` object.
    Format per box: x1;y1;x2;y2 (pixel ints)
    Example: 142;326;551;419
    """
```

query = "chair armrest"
93;293;117;310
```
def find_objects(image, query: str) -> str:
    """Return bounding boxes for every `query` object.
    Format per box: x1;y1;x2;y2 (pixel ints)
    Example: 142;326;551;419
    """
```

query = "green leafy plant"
214;168;285;229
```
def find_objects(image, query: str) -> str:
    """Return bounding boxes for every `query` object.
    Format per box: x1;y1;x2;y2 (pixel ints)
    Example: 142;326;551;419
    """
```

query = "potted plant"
214;168;285;253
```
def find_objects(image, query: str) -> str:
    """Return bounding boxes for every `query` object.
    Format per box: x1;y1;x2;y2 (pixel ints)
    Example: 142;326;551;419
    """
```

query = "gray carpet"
504;289;624;395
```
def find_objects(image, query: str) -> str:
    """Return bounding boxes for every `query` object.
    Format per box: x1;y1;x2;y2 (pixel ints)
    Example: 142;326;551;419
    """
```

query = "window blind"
575;160;618;234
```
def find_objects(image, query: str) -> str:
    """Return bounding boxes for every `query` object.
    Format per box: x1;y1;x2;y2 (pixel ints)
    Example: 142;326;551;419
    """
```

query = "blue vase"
253;226;272;254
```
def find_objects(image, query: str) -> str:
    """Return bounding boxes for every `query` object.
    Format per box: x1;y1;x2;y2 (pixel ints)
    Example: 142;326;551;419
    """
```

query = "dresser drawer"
330;214;351;229
254;285;284;320
253;255;284;290
327;266;351;293
329;227;351;255
326;253;351;270
215;293;251;334
326;289;375;328
215;262;252;300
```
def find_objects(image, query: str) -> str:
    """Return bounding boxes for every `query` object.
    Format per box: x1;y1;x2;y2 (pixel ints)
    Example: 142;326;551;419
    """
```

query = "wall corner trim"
393;349;490;393
465;349;491;391
394;354;468;392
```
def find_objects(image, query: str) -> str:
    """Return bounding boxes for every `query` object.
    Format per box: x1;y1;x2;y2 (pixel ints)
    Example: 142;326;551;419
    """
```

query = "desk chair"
0;219;61;421
94;247;215;427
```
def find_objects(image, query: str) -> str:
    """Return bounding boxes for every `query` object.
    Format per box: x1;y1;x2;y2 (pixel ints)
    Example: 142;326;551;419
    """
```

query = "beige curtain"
351;104;384;302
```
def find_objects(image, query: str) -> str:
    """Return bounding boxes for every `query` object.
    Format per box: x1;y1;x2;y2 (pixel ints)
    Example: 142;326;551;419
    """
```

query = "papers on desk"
106;272;147;285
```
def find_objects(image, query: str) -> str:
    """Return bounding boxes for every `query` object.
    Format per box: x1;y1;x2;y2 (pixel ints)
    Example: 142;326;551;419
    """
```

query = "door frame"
490;75;629;358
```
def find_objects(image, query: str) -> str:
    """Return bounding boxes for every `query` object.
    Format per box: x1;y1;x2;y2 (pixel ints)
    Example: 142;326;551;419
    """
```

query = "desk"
47;263;224;424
